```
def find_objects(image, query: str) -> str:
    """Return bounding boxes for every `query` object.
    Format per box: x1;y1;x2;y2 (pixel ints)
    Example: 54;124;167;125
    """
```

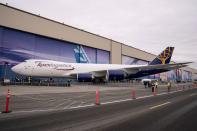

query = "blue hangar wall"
0;26;110;81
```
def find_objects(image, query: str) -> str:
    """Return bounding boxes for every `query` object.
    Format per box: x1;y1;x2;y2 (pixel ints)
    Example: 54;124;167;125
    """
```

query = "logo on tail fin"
149;47;174;65
157;47;173;64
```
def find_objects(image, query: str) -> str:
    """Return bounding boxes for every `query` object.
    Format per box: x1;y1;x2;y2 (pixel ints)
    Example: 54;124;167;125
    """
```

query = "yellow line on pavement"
150;102;171;110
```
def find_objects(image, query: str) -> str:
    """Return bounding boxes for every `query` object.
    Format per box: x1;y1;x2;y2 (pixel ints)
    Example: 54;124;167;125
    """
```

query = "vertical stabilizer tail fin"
149;47;174;65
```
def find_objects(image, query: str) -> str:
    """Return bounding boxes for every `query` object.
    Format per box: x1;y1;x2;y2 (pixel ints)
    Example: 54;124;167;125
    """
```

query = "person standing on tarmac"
151;81;155;93
155;81;158;89
167;81;171;92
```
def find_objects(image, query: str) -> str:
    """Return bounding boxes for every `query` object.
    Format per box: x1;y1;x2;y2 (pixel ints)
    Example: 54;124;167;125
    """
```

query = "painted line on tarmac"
48;99;56;102
68;104;95;109
54;100;72;109
101;89;183;105
11;108;58;114
150;102;171;110
10;104;95;114
78;101;86;107
63;101;78;109
9;88;191;114
101;98;133;105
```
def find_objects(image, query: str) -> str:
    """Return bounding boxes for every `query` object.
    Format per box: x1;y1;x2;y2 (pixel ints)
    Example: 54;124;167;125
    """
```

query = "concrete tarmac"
0;85;196;131
0;83;193;113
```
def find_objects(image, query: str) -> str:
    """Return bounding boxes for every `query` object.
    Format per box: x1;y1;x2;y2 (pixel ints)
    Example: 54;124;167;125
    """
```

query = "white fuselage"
11;47;190;80
11;59;143;77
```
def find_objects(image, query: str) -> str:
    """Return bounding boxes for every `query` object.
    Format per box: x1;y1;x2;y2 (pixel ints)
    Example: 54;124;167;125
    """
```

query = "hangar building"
0;3;197;83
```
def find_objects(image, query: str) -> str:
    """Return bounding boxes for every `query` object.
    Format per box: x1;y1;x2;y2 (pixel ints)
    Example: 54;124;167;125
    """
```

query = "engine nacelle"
107;70;125;81
77;73;92;82
77;70;126;82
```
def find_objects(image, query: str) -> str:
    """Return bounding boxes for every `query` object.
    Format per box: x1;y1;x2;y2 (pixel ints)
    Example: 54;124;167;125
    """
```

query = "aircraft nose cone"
11;65;20;74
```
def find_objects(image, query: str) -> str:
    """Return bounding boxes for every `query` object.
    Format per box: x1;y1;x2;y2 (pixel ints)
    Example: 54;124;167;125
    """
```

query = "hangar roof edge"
0;3;156;57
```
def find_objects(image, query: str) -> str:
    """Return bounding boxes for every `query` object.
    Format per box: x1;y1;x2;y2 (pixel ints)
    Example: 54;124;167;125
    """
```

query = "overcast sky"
1;0;197;69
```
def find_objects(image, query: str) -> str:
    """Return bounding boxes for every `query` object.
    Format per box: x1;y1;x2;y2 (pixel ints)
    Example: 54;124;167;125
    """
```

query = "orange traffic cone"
2;89;12;113
95;89;100;105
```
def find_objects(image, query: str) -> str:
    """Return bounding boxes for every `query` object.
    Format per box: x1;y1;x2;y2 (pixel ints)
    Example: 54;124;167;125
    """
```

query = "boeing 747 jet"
11;47;191;82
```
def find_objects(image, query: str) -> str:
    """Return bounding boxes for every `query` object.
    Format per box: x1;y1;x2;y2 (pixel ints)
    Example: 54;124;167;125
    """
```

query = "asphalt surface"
102;89;197;131
0;87;197;131
0;83;193;113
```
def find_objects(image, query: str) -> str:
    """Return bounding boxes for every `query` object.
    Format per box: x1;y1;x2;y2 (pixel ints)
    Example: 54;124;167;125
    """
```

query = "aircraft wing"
123;62;192;74
69;62;191;76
